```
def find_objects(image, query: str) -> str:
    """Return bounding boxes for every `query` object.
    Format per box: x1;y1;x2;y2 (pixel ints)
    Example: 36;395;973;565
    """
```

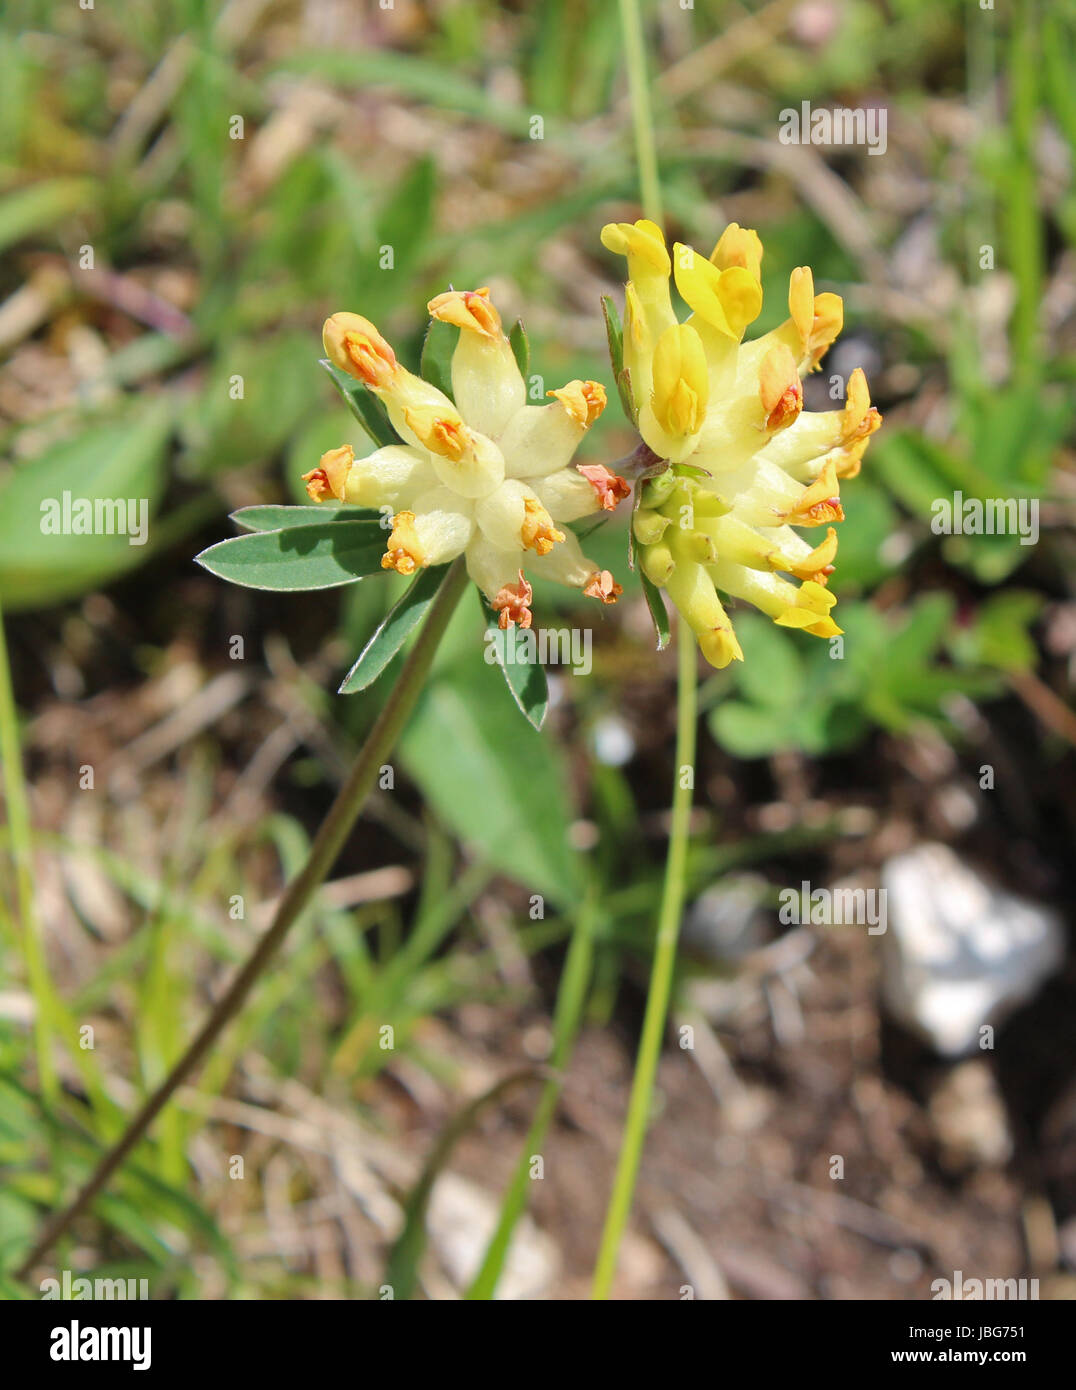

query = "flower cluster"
601;218;882;668
304;289;628;629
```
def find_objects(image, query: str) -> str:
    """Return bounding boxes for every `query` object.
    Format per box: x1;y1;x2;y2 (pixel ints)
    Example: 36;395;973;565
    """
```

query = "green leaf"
231;504;380;533
482;604;550;730
734;614;803;711
195;518;388;591
401;633;580;905
639;571;670;651
509;319;530;379
339;564;448;693
0;400;172;611
419;318;458;400
710;701;791;759
884;592;955;670
961;589;1043;674
319;358;400;448
831;480;899;589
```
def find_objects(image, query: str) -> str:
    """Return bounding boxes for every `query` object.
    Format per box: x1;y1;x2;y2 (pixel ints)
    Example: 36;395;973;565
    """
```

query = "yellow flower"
313;294;628;627
602;218;883;667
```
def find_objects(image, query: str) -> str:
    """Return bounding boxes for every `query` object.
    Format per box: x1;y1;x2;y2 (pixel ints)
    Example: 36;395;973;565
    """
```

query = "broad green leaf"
710;701;792;758
339;564;448;693
319;359;400;448
195;518;388;591
401;641;580;905
0;400;171;610
734;613;803;711
231;504;380;533
482;604;549;730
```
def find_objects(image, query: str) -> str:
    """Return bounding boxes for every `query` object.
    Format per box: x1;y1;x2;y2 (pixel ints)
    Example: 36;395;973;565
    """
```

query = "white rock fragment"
880;842;1064;1056
426;1172;559;1299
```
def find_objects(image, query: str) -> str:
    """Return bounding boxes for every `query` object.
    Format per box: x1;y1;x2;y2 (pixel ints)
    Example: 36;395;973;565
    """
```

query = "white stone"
880;842;1064;1056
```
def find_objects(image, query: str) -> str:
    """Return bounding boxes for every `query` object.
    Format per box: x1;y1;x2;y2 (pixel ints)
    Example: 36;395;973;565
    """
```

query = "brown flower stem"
15;558;468;1283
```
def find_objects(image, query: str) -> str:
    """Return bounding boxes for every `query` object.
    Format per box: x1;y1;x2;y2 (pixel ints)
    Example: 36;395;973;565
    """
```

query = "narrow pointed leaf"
482;605;549;729
640;571;670;650
231;504;381;533
319;358;400;447
195;519;388;591
339;564;448;693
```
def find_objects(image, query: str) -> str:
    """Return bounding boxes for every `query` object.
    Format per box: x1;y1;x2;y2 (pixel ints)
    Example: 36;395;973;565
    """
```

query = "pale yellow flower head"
310;293;627;629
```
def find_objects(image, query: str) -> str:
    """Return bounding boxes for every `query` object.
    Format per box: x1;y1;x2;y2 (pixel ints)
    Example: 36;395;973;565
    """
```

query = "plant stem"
592;620;696;1299
15;558;468;1282
618;0;663;226
0;604;60;1109
591;0;697;1301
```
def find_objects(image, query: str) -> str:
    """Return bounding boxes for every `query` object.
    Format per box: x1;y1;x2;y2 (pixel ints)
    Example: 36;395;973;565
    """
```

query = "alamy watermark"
778;881;887;935
930;1270;1039;1301
930;493;1038;547
778;100;887;156
41;1270;149;1300
40;492;149;546
484;626;592;676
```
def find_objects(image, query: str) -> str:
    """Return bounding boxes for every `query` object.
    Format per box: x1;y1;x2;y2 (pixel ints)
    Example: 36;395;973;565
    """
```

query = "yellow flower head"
602;218;883;667
308;292;627;629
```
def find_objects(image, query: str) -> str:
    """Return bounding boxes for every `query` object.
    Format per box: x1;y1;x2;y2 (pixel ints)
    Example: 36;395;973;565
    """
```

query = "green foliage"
481;600;550;730
710;598;1000;758
319;360;401;449
873;375;1070;584
0;401;172;611
195;514;387;591
339;564;449;694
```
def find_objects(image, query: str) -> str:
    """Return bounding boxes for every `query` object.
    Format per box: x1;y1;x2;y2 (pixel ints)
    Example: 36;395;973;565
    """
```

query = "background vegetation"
1;0;1074;1299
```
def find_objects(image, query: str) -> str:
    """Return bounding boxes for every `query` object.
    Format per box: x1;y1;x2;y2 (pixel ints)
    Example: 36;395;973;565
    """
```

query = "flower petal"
498;396;589;479
428;288;526;439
